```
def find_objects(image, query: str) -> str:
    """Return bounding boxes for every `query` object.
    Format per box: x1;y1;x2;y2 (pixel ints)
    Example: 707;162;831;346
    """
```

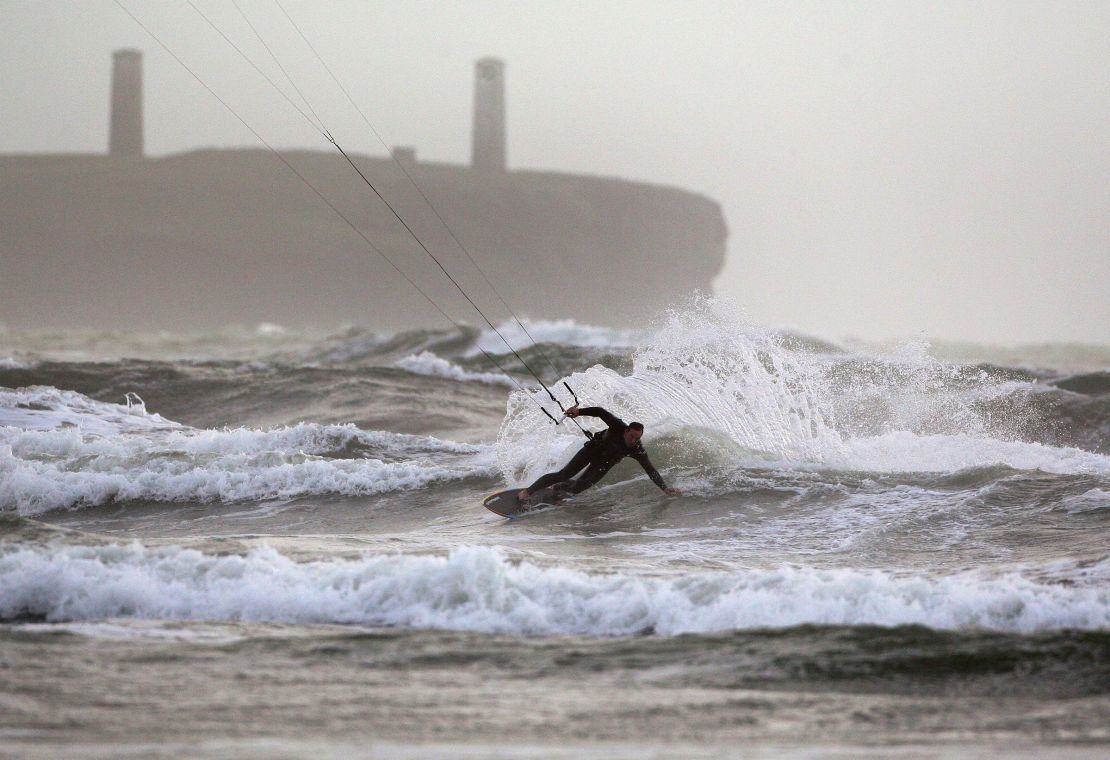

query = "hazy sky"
4;1;1108;344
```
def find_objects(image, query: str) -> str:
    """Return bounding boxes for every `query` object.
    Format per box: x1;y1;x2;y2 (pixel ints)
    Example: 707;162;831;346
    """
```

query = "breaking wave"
393;352;518;387
496;299;1110;484
0;387;495;515
471;318;641;357
2;543;1106;635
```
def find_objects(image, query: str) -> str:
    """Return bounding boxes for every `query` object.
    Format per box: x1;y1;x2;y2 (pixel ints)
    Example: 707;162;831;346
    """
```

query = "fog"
3;0;1108;344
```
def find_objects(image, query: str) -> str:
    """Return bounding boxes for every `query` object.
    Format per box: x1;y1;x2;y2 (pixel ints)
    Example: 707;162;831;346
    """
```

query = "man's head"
623;421;644;447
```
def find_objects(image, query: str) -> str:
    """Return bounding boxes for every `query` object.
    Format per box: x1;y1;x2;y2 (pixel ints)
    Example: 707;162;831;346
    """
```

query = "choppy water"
2;301;1108;757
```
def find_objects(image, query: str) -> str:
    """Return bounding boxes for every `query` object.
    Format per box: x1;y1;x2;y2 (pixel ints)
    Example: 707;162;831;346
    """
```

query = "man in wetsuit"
519;405;680;502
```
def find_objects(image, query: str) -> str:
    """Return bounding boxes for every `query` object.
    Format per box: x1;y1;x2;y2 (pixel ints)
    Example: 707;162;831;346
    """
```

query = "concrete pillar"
471;57;505;172
109;49;143;159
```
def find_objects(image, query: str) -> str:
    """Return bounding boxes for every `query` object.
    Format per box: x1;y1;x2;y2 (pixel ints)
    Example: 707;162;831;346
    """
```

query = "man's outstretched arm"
566;405;622;428
631;451;679;495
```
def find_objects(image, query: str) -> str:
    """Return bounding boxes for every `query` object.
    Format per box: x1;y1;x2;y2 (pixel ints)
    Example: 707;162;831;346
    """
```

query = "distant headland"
0;53;727;332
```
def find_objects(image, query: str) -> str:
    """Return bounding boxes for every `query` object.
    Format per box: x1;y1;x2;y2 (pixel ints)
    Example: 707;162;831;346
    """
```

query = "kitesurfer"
519;405;680;502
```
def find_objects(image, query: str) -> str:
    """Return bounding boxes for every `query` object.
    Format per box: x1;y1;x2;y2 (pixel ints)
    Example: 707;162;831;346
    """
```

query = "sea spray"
495;299;1073;483
497;300;845;484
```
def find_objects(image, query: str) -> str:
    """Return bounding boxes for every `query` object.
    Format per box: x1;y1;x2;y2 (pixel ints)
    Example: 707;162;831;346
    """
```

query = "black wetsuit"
527;407;668;497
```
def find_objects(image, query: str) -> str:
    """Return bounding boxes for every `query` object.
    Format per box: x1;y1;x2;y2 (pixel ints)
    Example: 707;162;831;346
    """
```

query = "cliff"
0;150;727;331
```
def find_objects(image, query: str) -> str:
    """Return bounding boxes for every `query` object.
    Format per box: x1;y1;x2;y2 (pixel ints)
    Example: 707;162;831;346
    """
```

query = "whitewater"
2;300;1108;757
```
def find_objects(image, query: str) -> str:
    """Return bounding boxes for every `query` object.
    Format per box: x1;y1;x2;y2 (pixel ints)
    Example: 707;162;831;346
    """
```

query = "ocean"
2;300;1108;759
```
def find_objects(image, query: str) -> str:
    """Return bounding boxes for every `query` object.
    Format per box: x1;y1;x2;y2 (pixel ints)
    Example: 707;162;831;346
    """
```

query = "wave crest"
1;388;494;515
2;544;1106;635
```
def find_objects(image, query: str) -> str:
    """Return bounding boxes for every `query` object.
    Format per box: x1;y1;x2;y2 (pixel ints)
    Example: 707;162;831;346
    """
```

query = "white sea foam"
14;620;248;643
0;428;496;515
1;544;1106;635
1060;489;1110;514
472;318;641;357
0;356;34;370
0;389;495;515
496;299;1110;482
254;322;289;337
0;437;494;515
0;387;179;435
393;352;519;387
833;431;1110;475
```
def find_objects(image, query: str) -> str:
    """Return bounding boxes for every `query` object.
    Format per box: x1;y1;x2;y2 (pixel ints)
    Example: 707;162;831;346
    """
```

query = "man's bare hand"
664;487;681;496
564;405;581;418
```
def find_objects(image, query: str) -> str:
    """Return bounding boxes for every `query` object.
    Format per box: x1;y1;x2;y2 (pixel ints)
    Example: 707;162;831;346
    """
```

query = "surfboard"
483;486;563;518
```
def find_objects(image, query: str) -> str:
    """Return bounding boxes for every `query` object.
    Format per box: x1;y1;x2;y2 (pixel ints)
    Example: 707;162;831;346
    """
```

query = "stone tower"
109;49;143;159
471;57;505;172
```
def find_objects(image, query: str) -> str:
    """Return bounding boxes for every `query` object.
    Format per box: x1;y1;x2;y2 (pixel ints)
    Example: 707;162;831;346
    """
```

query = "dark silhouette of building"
109;49;143;159
391;146;417;165
471;57;506;172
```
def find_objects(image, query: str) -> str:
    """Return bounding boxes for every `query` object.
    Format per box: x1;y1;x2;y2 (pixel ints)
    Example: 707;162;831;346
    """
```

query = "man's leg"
521;445;594;498
565;463;612;495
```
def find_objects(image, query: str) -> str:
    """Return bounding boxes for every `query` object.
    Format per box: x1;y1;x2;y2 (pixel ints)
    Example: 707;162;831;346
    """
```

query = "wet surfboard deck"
483;486;564;518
